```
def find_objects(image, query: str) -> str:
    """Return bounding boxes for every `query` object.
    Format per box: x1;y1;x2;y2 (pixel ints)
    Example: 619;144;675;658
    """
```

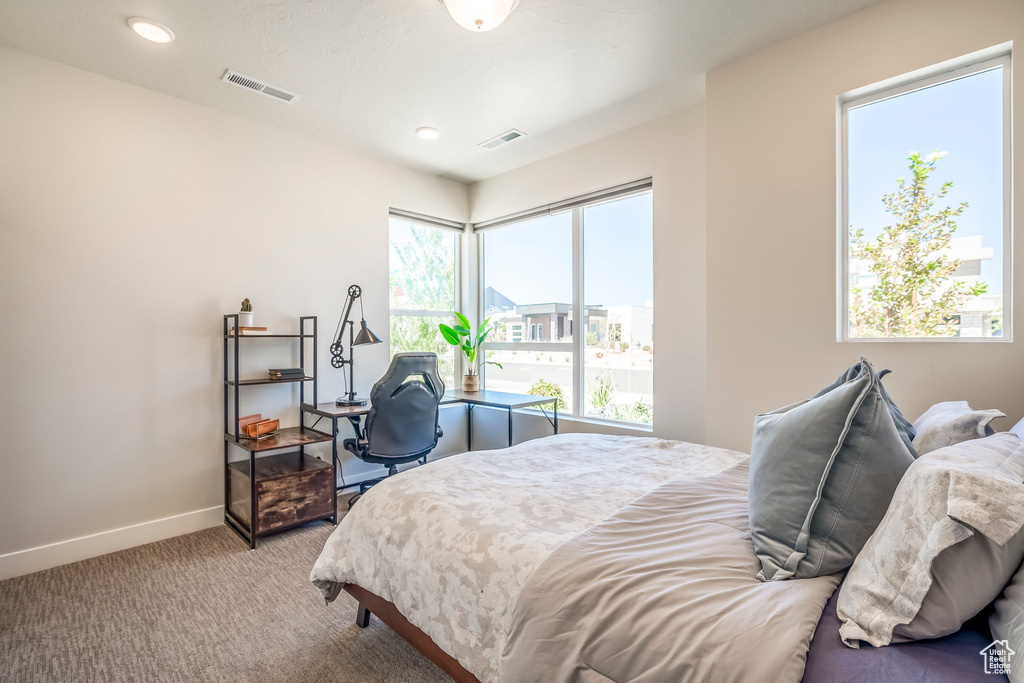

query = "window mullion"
572;207;583;417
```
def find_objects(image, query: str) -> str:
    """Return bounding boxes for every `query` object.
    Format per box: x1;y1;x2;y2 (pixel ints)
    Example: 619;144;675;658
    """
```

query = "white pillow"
912;400;1004;455
837;433;1024;648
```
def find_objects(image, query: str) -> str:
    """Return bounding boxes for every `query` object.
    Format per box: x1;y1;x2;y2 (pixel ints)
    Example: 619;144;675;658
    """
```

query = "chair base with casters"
342;352;446;506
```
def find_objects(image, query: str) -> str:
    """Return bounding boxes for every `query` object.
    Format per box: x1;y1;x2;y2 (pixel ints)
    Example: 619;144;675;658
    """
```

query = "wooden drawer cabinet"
227;452;334;537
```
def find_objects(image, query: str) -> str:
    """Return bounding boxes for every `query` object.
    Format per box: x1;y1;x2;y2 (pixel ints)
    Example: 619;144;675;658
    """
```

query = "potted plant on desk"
439;312;501;392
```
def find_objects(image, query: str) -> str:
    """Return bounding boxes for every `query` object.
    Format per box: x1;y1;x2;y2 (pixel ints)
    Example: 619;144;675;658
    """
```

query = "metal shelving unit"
222;314;336;549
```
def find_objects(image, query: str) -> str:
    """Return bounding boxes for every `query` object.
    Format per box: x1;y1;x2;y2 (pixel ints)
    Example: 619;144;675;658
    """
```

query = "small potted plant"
239;298;254;327
439;312;502;392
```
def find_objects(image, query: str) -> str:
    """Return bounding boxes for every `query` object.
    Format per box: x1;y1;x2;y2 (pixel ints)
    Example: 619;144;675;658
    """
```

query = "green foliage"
390;316;454;385
389;227;455;311
528;379;568;411
588;373;615;411
389;225;457;385
849;151;986;337
585;332;599;347
438;312;502;376
613;401;653;424
240;298;252;312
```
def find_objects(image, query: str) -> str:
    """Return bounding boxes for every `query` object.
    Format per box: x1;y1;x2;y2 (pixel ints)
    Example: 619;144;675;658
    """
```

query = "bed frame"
346;583;482;683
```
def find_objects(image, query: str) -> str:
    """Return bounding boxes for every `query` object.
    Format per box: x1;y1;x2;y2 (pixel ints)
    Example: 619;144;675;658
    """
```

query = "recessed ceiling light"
416;127;441;140
127;17;175;44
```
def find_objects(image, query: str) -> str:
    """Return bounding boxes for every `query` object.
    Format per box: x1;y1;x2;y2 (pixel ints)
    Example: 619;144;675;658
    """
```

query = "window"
840;51;1011;340
582;193;653;422
388;213;461;386
479;181;654;425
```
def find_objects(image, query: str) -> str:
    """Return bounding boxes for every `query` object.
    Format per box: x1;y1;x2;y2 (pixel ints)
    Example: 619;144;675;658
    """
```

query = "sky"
483;192;654;308
847;64;1004;293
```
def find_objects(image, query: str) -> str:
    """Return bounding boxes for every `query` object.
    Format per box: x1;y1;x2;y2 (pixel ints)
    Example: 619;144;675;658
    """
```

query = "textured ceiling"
0;0;884;182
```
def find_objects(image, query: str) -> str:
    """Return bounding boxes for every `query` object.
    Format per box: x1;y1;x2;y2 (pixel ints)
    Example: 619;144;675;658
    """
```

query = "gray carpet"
0;499;451;683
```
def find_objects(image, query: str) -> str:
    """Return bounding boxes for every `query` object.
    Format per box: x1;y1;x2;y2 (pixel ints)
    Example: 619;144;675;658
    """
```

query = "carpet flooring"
0;499;451;683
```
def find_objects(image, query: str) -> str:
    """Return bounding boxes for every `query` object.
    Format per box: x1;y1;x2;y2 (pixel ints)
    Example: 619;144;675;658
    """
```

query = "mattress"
310;433;746;681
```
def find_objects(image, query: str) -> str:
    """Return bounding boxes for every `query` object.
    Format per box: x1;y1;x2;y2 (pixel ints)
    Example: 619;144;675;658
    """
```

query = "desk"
447;390;558;451
301;390;558;477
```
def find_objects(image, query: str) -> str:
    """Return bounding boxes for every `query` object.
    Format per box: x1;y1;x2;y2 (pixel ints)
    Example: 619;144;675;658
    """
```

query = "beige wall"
470;105;708;443
705;0;1024;452
0;46;469;574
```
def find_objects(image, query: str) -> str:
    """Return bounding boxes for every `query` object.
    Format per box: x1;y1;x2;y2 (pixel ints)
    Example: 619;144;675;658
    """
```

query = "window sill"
841;336;1012;343
516;406;654;434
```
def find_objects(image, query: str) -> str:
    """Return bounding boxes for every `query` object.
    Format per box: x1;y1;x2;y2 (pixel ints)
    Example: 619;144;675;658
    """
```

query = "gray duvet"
498;461;841;683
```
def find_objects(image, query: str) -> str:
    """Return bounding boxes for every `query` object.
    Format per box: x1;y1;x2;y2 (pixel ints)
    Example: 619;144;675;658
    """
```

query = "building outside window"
388;213;460;386
840;51;1011;340
480;186;654;425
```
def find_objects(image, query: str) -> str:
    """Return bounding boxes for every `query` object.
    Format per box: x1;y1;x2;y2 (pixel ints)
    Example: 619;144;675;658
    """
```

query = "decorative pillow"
912;401;1004;455
813;362;917;456
837;433;1024;648
748;357;916;581
991;560;1024;683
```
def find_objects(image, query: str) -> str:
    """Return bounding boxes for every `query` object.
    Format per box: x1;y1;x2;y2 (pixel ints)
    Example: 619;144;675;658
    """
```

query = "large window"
479;182;654;425
388;213;460;386
840;52;1011;340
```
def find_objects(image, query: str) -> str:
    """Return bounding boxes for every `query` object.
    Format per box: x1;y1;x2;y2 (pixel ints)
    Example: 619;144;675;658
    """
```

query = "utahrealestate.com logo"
981;640;1015;676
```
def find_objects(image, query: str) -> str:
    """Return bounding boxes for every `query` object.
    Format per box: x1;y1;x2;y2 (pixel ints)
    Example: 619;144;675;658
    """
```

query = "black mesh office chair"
344;353;445;501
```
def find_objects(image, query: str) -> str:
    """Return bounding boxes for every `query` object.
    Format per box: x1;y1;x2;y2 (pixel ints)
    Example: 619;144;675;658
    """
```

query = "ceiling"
0;0;884;183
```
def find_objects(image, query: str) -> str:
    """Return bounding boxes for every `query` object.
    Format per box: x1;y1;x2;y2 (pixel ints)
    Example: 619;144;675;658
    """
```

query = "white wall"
469;105;708;443
0;46;469;578
705;0;1024;452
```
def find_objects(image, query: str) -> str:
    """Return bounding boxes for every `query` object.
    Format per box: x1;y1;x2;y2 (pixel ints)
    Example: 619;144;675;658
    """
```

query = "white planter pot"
238;311;254;327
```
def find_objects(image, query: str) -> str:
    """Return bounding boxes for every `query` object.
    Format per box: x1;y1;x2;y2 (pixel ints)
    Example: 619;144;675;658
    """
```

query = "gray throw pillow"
749;357;915;581
912;401;1005;455
814;362;917;457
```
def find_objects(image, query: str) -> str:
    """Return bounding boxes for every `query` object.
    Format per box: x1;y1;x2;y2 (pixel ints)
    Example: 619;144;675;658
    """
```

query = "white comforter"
310;433;745;682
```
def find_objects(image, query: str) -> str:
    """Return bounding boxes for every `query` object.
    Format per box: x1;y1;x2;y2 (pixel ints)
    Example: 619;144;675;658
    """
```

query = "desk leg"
508;408;514;448
467;404;474;452
331;417;339;524
553;401;558;435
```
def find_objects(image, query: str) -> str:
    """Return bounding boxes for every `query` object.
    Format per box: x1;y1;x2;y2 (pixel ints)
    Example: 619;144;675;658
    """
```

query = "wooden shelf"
226;377;313;386
224;334;314;339
225;426;333;452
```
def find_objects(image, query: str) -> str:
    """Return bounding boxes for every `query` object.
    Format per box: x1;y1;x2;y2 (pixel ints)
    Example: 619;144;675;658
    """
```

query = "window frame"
473;179;654;427
387;209;465;380
837;49;1012;342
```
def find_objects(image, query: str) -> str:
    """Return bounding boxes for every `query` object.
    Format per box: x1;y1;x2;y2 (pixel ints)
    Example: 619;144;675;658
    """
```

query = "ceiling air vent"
221;70;300;104
479;129;527;150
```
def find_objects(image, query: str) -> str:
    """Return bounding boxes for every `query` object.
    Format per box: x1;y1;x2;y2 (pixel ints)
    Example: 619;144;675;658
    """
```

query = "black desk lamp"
331;285;382;406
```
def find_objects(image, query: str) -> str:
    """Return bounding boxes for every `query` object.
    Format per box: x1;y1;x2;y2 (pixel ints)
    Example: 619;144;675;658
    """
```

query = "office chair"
344;352;445;502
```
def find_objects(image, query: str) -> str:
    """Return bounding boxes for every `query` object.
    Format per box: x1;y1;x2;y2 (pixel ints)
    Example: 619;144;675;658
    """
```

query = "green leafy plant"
528;379;568;411
240;298;252;312
439;312;502;376
614;401;653;424
588;373;615;412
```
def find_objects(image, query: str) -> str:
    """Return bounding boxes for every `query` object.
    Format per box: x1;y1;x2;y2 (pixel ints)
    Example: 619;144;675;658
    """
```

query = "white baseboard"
0;505;224;582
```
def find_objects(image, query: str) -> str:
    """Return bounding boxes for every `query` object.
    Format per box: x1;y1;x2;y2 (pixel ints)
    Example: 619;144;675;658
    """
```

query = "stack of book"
229;326;275;336
268;368;305;381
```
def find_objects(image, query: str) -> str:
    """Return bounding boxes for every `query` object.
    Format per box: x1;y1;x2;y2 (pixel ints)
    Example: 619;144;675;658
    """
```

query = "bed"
310;432;1008;682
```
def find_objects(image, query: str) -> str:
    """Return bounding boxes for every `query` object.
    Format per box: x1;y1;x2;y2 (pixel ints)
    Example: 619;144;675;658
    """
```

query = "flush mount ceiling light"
416;127;441;140
439;0;520;32
127;17;175;43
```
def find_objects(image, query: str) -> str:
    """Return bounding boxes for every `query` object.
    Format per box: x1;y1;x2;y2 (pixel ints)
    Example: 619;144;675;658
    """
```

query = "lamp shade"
353;320;382;346
440;0;519;31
